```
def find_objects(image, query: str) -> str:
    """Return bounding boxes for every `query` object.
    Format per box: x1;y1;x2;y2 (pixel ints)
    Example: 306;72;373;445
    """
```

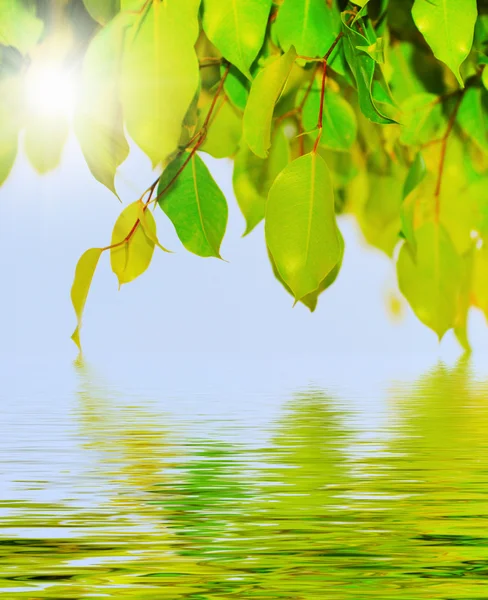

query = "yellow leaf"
110;201;156;286
71;248;104;351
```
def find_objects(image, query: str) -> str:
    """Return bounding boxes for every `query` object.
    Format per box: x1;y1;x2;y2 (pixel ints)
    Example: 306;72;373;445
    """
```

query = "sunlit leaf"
412;0;477;86
0;76;21;186
356;37;385;64
75;15;130;197
301;83;357;151
403;152;426;200
224;65;251;111
121;0;200;166
83;0;120;25
457;86;488;153
202;0;272;78
266;152;341;300
483;67;488;91
243;47;297;158
198;97;242;159
399;93;445;146
454;247;474;353
397;222;462;339
110;201;156;286
158;153;228;258
24;115;69;174
0;0;43;55
233;127;290;235
341;15;395;124
275;0;339;58
71;248;104;350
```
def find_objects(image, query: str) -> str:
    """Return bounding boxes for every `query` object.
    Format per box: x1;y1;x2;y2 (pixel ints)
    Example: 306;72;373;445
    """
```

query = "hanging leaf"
0;0;43;55
356;38;385;64
202;0;272;79
412;0;477;86
454;247;474;353
224;65;251;111
301;83;357;151
71;248;104;351
24;115;69;174
275;0;339;58
341;15;395;124
233;127;290;235
0;76;21;186
198;96;242;159
158;153;228;258
75;15;130;197
403;152;426;200
266;152;341;300
457;86;488;152
483;68;488;91
399;93;445;146
243;47;297;158
83;0;120;25
121;0;200;166
397;222;462;339
110;201;156;286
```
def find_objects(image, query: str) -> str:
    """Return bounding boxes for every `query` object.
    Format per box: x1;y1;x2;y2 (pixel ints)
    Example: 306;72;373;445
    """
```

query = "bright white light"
25;62;77;119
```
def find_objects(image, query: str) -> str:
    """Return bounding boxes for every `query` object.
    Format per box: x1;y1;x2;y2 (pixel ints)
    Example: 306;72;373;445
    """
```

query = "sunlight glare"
25;62;77;119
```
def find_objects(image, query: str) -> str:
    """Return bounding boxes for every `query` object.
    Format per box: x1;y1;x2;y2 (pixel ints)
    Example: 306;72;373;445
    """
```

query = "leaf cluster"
1;0;488;350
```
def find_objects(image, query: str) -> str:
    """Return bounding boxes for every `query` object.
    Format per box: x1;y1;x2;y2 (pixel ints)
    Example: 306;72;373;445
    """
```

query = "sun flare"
24;61;78;119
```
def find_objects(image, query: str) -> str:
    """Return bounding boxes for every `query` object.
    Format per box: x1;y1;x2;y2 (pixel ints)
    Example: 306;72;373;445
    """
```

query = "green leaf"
121;0;200;166
0;76;21;186
412;0;477;86
403;152;426;200
224;65;251;111
473;244;488;319
483;68;488;91
266;152;341;300
275;0;339;58
243;47;297;158
268;229;343;310
301;84;357;151
457;86;488;152
341;15;395;124
71;248;104;351
110;201;156;286
202;0;272;78
397;222;462;339
399;93;445;146
0;0;43;55
356;37;385;64
83;0;120;25
233;127;290;235
24;115;69;174
198;97;242;159
75;15;130;197
454;247;474;353
158;153;228;258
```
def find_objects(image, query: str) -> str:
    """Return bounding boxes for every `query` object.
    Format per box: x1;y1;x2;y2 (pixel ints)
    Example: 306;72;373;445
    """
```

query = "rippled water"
2;355;488;599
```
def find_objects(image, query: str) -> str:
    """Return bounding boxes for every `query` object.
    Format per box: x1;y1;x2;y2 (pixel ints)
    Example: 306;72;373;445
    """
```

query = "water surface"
1;356;488;599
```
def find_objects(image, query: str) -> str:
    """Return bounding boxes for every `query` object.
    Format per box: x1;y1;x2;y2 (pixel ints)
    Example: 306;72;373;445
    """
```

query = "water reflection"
1;359;488;598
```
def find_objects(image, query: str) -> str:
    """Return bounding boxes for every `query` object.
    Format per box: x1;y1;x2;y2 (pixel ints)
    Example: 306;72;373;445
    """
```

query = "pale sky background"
1;131;488;379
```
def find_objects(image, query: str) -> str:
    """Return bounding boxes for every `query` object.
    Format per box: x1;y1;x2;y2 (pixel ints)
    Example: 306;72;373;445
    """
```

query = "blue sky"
1;133;487;365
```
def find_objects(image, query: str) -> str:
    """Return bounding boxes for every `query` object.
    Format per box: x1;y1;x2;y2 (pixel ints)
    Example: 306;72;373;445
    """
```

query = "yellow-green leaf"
457;86;488;152
110;201;156;286
202;0;272;78
24;115;69;174
0;76;21;186
121;0;200;166
83;0;120;25
198;97;242;159
397;222;462;339
243;47;297;158
71;248;104;351
275;0;339;58
158;153;228;258
266;152;341;300
233;127;290;235
0;0;43;55
75;14;130;197
412;0;477;86
400;93;445;146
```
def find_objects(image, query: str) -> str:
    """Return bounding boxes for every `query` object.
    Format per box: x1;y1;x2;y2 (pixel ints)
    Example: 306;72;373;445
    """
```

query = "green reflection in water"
1;360;488;598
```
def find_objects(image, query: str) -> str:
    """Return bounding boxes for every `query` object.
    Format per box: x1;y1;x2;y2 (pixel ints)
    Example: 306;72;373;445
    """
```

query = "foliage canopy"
1;0;488;350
